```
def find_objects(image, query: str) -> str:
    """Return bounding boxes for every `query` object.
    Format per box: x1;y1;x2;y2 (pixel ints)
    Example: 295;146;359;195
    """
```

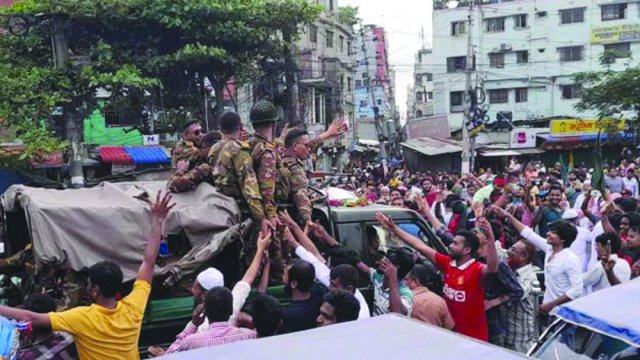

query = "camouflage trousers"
237;208;288;286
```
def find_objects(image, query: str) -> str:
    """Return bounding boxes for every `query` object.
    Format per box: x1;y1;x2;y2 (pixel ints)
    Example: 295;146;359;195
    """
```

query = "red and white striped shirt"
165;321;257;353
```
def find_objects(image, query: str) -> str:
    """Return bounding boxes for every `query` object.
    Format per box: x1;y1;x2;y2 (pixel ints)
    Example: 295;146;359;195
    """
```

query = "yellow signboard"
550;119;625;137
592;24;640;44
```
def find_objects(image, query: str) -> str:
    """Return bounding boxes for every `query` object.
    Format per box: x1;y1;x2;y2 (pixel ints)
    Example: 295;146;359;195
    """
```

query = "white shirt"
294;246;371;320
569;226;598;273
583;255;632;292
520;227;584;303
623;177;639;198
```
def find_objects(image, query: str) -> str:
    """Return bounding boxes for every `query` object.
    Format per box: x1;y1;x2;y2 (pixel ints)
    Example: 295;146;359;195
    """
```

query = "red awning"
99;146;133;165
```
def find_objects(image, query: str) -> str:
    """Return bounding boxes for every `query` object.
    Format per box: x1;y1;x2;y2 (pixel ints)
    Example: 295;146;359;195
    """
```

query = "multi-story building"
239;0;356;170
354;25;399;150
429;0;640;130
297;0;356;170
407;48;434;121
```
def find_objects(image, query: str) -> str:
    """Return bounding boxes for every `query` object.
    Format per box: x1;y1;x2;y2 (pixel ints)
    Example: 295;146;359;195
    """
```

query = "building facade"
354;25;399;150
407;48;434;121
297;0;356;170
429;0;640;130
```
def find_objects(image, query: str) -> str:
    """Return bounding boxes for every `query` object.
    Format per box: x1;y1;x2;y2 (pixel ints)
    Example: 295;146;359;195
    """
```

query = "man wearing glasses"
502;240;540;353
169;120;219;193
279;119;347;225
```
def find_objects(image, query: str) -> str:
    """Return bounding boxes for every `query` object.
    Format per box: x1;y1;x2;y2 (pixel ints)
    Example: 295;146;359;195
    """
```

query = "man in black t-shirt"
281;259;327;333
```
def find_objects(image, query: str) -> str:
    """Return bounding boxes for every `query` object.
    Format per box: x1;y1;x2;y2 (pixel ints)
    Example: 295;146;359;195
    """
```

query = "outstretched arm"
138;191;175;283
376;212;437;263
0;306;51;330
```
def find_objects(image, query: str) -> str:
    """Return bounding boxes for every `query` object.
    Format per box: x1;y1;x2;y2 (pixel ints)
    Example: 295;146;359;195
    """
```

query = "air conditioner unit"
500;43;512;51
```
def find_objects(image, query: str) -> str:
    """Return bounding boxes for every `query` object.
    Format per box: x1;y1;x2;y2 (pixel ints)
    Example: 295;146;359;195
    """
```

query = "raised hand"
148;191;175;221
375;212;397;231
326;118;347;137
257;229;272;253
278;210;297;228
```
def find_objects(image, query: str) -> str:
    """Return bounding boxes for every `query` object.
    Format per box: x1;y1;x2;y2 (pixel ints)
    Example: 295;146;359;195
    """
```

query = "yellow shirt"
49;280;151;360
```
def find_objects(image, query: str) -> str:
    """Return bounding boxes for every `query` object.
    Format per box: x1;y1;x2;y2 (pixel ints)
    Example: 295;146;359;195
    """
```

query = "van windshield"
534;322;639;360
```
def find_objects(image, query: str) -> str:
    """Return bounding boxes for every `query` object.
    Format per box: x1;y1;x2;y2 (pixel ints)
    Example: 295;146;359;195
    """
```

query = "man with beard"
531;185;564;237
422;178;437;206
376;212;499;341
169;121;218;193
280;259;327;333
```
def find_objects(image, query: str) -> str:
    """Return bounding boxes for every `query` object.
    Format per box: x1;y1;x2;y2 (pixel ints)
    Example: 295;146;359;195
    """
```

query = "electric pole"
461;1;474;174
53;15;84;188
283;30;300;125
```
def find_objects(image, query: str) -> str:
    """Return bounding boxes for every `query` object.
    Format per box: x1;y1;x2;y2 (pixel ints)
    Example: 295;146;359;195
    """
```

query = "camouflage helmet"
250;99;278;125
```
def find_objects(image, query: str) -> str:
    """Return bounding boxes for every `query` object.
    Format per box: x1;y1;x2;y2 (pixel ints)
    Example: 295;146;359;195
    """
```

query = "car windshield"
534;322;640;360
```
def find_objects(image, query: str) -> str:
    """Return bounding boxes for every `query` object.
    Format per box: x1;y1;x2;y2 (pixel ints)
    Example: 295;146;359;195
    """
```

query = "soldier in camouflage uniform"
168;120;216;193
208;111;270;246
279;119;348;224
248;100;286;283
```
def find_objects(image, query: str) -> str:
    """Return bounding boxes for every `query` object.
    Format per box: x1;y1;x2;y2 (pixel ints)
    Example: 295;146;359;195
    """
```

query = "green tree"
337;6;360;29
573;51;638;127
0;0;320;182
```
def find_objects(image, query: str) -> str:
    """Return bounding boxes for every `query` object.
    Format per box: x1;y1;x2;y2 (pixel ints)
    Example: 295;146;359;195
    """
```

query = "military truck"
0;182;447;354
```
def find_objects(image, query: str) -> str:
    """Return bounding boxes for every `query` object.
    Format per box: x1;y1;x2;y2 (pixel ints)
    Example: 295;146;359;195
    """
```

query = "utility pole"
52;15;84;188
461;1;475;174
359;24;387;162
283;30;300;126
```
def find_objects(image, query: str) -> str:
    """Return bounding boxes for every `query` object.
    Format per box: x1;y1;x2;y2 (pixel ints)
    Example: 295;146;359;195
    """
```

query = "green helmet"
250;99;278;125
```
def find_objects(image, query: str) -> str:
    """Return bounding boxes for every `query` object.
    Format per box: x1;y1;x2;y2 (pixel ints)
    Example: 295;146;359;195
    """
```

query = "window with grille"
489;89;509;104
309;25;317;43
601;4;626;21
604;42;631;58
485;17;505;32
326;30;334;48
516;50;529;64
515;88;528;103
447;56;474;73
558;46;584;62
560;8;585;24
514;14;527;29
450;91;464;112
451;21;467;36
489;53;505;68
561;84;582;99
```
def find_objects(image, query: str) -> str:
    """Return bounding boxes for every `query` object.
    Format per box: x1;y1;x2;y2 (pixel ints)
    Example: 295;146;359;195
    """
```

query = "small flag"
591;131;607;194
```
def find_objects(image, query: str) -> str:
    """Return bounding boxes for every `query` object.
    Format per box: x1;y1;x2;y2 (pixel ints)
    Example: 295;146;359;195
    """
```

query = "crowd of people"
1;99;639;359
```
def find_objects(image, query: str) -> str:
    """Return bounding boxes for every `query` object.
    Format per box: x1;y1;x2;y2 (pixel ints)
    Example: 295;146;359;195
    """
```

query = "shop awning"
400;137;463;156
124;146;170;165
99;146;133;165
515;148;545;155
538;132;632;150
479;150;520;157
99;146;170;165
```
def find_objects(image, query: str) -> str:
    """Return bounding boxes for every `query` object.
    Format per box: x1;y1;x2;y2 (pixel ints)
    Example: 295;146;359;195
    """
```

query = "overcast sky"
340;0;433;122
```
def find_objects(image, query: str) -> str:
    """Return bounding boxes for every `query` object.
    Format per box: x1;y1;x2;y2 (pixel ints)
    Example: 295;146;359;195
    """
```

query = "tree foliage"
573;52;639;131
0;0;321;160
337;6;360;29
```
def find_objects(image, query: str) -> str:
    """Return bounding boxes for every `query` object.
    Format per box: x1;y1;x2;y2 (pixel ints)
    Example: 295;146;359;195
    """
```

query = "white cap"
196;267;224;290
562;209;579;220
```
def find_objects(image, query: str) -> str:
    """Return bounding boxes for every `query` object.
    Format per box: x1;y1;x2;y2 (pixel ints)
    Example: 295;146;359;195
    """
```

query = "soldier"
208;111;270;235
279;119;348;224
248;100;285;283
168;121;218;193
